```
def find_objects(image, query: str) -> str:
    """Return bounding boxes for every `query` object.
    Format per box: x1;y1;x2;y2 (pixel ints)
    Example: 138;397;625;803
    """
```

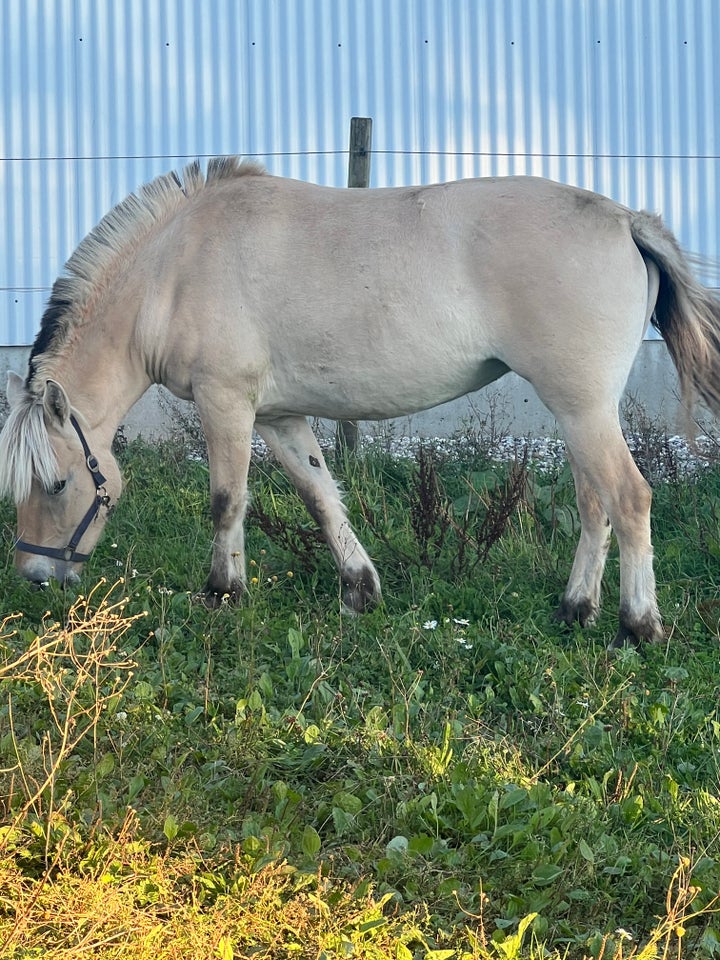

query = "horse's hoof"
553;597;598;629
609;610;665;649
200;580;244;608
341;566;381;614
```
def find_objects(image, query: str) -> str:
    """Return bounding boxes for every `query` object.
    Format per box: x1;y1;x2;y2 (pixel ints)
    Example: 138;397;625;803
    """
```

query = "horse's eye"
50;479;67;496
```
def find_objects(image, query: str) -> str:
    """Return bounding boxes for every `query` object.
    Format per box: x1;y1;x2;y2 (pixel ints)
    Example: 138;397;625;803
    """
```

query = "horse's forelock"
0;399;59;503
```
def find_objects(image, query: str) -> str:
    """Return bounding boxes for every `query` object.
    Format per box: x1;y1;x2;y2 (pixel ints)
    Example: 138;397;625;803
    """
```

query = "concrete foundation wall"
0;340;708;440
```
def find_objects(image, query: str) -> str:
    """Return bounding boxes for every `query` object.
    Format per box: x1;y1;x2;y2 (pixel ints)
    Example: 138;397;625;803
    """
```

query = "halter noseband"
16;415;110;565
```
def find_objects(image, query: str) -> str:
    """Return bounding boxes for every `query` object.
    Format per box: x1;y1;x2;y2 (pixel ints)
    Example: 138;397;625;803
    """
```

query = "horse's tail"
630;210;720;418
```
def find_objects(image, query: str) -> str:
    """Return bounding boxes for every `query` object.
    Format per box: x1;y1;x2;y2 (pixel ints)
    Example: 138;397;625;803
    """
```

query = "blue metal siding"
2;0;718;345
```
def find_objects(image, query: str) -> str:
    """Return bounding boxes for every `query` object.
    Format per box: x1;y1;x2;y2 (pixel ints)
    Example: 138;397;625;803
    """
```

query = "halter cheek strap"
15;415;110;565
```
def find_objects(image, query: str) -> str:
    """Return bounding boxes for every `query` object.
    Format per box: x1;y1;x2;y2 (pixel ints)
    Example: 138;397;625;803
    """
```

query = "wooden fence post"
336;117;372;457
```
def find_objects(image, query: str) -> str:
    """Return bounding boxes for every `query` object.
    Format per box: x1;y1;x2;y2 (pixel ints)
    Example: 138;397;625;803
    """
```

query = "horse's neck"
47;332;151;444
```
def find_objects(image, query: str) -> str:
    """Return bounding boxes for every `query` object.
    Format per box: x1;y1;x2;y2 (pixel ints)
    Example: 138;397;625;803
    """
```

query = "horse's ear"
42;380;71;427
6;371;26;408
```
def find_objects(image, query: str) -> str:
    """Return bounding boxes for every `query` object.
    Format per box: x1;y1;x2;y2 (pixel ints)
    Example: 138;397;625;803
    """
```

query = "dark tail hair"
631;210;720;417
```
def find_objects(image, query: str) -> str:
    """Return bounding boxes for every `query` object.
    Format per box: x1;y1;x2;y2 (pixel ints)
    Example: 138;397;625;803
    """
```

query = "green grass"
1;436;719;958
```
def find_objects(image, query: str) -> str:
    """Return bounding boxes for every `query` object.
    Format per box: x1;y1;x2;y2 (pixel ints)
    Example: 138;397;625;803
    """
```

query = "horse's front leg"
255;416;381;612
196;394;254;604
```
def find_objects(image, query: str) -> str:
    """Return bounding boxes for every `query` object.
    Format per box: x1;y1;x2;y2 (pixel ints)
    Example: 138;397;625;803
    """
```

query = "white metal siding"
2;0;718;345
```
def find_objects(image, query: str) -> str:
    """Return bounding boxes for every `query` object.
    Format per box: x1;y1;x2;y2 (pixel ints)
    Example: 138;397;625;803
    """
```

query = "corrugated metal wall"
2;0;718;345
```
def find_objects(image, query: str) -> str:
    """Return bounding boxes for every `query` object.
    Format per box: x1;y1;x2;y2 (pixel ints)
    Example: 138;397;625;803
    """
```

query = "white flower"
615;929;633;942
423;619;438;630
453;617;470;626
116;711;127;722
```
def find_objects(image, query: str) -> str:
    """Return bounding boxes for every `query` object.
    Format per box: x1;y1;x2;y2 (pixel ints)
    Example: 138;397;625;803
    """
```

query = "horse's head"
1;373;123;585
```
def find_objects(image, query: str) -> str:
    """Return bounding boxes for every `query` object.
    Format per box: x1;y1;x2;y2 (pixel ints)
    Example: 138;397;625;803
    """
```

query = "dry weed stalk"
0;579;142;853
407;444;530;574
629;855;720;960
587;856;720;960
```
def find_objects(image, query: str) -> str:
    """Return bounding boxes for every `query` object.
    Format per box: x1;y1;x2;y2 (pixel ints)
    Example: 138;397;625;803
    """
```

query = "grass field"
1;422;719;958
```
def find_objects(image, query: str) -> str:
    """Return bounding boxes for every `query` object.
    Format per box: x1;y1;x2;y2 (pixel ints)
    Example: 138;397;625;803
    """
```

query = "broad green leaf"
386;835;409;856
303;724;322;744
95;753;115;779
517;913;539;940
163;814;179;842
128;774;146;802
578;839;595;863
333;791;362;814
184;705;204;725
499;787;528;810
287;626;304;658
531;863;563;885
216;936;234;960
493;913;539;958
302;825;321;859
358;917;388;933
408;833;434;856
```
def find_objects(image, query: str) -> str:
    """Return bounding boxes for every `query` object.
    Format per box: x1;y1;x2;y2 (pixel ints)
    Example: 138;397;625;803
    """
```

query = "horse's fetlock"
611;606;665;648
341;564;381;614
202;576;245;607
554;595;598;629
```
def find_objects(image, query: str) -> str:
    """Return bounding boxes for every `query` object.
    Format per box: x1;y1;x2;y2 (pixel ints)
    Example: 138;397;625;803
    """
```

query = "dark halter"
16;414;110;565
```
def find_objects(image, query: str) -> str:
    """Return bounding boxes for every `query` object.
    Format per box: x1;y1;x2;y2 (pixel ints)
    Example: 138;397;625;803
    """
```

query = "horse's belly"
256;356;509;420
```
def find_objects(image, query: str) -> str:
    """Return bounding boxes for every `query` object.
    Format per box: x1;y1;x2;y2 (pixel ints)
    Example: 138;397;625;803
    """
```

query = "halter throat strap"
16;414;109;565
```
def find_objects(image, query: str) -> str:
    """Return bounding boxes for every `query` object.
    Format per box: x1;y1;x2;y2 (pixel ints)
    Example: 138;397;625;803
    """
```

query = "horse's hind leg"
555;446;611;628
254;416;381;612
557;411;663;646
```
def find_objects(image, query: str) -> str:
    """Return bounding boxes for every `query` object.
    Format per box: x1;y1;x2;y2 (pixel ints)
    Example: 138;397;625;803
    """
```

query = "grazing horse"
1;158;720;645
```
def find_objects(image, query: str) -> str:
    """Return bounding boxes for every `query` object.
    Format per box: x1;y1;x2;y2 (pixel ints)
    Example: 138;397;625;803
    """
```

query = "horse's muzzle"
15;549;82;588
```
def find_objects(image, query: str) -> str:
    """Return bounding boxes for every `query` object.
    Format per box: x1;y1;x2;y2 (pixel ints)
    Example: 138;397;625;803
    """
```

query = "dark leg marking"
206;488;245;604
309;455;320;468
553;596;598;629
342;565;381;614
202;575;245;608
211;488;233;525
610;607;665;649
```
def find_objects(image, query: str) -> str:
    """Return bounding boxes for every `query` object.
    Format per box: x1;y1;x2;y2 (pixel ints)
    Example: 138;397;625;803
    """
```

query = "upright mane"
27;157;266;394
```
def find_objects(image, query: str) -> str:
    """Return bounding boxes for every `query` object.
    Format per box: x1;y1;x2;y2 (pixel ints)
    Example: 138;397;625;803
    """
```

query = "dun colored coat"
2;158;720;645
